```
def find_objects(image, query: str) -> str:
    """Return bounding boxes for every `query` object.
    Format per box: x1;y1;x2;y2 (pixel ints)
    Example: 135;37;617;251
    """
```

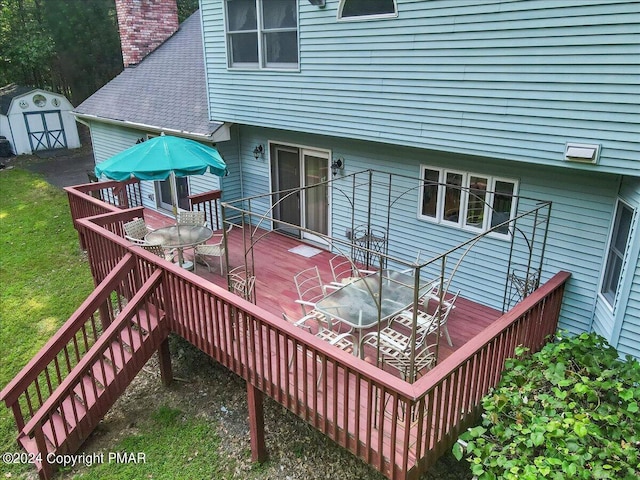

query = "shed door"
23;111;67;151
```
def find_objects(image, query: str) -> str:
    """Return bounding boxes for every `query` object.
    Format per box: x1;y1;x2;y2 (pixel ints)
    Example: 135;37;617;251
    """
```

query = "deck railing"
64;180;142;248
401;270;569;477
0;249;172;479
55;187;571;479
189;189;222;230
26;269;164;471
0;252;153;432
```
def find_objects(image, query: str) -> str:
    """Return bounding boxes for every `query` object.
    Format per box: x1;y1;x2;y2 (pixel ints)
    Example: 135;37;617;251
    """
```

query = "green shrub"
453;332;640;480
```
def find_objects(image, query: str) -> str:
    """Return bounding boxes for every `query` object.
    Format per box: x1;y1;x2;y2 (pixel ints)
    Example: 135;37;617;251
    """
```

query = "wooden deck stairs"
1;255;170;479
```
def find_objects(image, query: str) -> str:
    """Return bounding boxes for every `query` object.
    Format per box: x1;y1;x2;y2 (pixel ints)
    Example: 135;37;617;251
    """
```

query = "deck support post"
158;338;173;386
246;382;267;462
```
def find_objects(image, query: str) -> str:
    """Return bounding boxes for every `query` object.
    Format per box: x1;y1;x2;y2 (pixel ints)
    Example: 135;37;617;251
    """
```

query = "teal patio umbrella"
95;133;227;218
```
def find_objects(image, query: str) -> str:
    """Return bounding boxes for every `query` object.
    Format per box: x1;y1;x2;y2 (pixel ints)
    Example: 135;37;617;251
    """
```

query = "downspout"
236;125;245;199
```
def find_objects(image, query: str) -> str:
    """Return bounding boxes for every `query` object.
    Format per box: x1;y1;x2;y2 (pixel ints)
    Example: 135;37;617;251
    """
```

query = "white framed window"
338;0;397;20
225;0;299;69
418;166;518;236
600;200;634;307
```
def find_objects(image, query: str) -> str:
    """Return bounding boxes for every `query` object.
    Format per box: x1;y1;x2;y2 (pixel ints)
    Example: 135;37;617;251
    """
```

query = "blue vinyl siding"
620;260;640;358
90;122;157;209
88;117;639;355
235;125;620;335
202;0;640;175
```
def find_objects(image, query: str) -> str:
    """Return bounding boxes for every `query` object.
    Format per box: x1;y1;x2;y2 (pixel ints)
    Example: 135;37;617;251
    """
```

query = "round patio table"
145;225;213;270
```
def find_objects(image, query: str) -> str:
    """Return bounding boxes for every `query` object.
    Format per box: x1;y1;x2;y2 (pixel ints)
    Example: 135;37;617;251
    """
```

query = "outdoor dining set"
124;214;256;303
124;212;223;272
286;255;460;383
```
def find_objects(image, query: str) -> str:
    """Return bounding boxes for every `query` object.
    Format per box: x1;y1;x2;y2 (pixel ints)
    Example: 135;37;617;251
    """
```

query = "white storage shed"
0;85;81;155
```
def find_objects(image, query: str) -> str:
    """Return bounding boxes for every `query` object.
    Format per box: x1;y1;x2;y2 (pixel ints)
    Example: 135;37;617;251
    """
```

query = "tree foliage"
0;0;199;105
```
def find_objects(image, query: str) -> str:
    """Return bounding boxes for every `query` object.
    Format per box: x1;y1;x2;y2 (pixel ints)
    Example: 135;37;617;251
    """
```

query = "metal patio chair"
140;242;176;263
394;290;460;347
177;210;207;227
123;218;153;245
194;224;233;274
328;255;375;287
362;314;438;382
284;312;356;388
228;265;256;303
293;265;341;330
400;249;445;305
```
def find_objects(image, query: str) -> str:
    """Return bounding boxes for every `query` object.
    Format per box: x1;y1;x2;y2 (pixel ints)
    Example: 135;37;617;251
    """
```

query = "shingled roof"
0;85;35;116
74;11;225;140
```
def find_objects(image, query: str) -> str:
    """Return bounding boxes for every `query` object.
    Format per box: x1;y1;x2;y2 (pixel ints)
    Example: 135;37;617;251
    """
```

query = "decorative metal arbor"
221;169;551;383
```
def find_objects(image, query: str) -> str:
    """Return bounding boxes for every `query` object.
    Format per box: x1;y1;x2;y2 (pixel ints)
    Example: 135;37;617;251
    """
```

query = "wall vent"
564;143;601;164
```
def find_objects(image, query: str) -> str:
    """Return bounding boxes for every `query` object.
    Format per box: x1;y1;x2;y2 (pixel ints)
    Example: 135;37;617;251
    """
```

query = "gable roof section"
74;10;226;141
0;85;34;115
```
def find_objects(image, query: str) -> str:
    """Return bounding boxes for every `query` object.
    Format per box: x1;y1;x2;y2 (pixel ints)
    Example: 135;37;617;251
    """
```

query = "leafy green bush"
453;332;640;480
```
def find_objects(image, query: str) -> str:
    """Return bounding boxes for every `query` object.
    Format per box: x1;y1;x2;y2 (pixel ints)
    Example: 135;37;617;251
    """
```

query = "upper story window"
338;0;397;20
418;166;518;237
225;0;299;69
601;200;634;307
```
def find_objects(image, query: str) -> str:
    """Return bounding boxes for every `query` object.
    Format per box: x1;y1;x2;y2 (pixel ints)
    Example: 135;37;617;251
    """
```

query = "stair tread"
72;374;104;409
59;395;87;428
90;359;116;388
103;339;133;370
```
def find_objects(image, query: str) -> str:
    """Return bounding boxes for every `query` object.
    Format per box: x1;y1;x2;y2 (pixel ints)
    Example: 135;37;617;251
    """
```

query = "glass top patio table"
145;225;213;270
145;225;213;248
315;270;438;331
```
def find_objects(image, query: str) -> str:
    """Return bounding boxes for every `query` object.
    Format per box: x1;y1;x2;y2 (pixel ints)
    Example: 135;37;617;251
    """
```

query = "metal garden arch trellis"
221;169;552;383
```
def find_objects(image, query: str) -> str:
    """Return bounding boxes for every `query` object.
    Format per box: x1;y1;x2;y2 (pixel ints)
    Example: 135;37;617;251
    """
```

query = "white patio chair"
394;290;460;347
329;255;375;286
228;265;256;303
123;218;153;245
177;210;207;227
284;312;356;388
139;242;176;263
293;265;341;330
194;224;233;273
362;314;438;382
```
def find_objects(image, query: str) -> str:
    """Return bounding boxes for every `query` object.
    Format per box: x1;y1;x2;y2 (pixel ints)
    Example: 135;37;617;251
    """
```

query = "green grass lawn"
0;169;230;479
0;169;95;477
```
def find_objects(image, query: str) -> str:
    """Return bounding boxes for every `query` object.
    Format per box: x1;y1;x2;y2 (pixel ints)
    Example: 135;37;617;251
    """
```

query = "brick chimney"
114;0;179;67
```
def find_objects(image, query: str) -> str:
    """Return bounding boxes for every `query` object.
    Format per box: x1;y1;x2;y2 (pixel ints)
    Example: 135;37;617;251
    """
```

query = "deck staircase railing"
0;254;169;479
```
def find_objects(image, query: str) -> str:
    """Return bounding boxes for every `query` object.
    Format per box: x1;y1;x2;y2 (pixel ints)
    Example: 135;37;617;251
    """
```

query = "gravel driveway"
2;144;95;188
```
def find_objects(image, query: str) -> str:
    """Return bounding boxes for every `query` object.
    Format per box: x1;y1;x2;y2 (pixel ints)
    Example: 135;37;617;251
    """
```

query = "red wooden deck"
121;208;566;480
144;209;501;379
8;188;567;480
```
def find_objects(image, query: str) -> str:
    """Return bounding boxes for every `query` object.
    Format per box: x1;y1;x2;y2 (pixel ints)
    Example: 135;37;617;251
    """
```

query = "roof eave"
71;111;231;143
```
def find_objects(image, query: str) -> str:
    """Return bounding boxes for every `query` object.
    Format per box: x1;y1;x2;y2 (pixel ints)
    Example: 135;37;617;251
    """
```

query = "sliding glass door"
271;144;329;243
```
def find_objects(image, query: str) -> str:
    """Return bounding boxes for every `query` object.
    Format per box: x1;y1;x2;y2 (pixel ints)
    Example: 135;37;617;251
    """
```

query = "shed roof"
74;10;223;139
0;85;35;116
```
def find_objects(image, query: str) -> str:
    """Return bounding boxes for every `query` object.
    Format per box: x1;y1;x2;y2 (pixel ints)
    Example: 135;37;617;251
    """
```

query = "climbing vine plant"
453;332;640;480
